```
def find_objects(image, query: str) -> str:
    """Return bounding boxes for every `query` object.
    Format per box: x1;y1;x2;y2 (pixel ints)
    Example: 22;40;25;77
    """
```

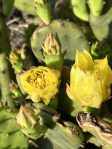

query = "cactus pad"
31;20;90;65
45;122;84;149
14;0;36;15
90;7;112;41
0;107;28;149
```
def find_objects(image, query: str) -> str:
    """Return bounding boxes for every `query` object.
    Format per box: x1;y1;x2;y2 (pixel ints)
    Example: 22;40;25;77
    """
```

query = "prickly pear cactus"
70;0;89;21
88;0;104;16
90;7;112;41
14;0;36;15
31;20;90;65
0;107;29;149
45;122;84;149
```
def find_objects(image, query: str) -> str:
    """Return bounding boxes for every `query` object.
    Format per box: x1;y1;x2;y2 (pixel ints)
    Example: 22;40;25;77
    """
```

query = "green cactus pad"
45;122;84;149
88;135;104;147
90;7;112;41
70;0;89;21
34;1;52;24
21;125;46;140
103;145;112;149
88;0;104;16
14;0;36;15
0;108;28;149
31;20;90;65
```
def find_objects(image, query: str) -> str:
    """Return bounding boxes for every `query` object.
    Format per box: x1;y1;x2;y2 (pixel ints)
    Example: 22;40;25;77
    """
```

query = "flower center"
26;69;49;89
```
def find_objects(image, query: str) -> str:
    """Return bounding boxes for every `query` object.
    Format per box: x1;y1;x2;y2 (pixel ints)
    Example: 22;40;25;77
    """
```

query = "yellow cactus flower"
20;66;60;104
42;33;61;56
66;50;112;108
16;104;37;128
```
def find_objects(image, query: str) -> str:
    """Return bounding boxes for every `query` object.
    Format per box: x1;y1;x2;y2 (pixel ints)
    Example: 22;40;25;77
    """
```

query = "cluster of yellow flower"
67;50;112;108
19;33;112;109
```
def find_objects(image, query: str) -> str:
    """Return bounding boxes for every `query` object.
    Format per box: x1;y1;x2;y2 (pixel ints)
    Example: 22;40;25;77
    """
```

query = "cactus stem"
0;13;14;108
0;53;14;107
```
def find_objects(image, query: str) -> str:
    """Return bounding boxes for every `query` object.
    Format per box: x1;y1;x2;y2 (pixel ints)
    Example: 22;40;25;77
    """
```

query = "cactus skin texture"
88;135;112;149
90;7;112;41
88;0;104;16
70;0;89;21
31;20;90;65
34;0;52;24
0;107;28;149
45;122;84;149
103;145;112;149
14;0;36;15
0;13;14;107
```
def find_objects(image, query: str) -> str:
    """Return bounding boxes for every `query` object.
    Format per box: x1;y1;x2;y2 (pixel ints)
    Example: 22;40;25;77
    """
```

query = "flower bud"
42;33;64;70
19;66;60;104
16;104;37;128
42;33;61;56
9;49;26;73
16;104;47;139
66;50;112;108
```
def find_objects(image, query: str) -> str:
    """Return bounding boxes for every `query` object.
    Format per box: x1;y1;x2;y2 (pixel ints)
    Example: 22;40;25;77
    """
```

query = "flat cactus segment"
14;0;36;15
70;0;89;21
0;108;17;133
45;122;84;149
88;135;103;147
0;131;28;149
0;108;28;149
103;145;112;149
31;20;90;65
88;0;104;16
90;7;112;41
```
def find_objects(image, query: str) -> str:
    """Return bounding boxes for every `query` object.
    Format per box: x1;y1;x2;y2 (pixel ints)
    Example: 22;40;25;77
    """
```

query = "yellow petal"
75;50;94;70
67;50;112;108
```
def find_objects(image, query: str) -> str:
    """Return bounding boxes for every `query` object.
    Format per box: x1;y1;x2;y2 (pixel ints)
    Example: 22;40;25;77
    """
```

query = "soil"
7;8;35;50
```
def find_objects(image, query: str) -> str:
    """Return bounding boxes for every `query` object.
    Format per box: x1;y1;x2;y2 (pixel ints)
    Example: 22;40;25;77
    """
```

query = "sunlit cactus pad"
31;20;90;65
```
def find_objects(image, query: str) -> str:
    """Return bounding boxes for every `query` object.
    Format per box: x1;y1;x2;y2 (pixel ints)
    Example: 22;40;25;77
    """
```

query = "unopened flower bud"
16;104;47;139
16;104;37;128
9;49;26;73
42;33;61;56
